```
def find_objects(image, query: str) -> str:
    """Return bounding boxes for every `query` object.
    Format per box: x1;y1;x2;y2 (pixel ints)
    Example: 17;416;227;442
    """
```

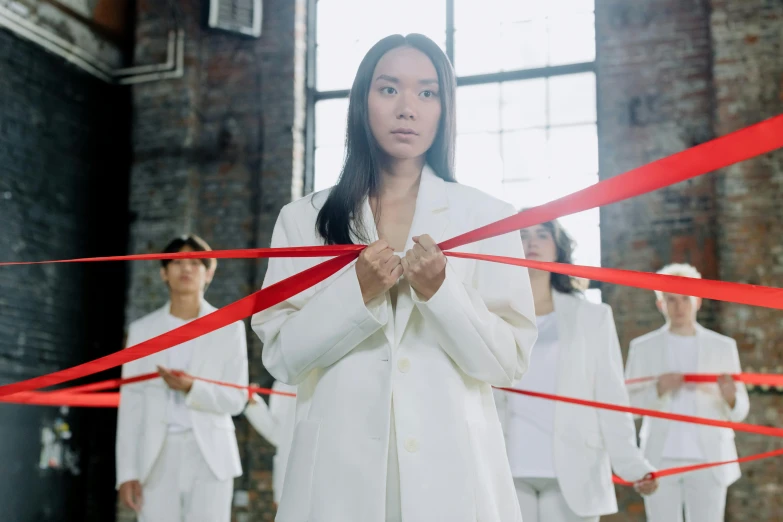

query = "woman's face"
367;46;442;162
520;225;558;263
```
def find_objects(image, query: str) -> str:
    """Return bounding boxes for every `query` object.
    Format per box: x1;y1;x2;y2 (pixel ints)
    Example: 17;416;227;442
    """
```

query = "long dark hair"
536;219;583;295
316;34;457;245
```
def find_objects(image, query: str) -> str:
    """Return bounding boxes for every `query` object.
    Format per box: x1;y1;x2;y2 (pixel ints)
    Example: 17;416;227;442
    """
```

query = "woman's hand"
402;234;446;301
633;473;659;495
356;240;403;303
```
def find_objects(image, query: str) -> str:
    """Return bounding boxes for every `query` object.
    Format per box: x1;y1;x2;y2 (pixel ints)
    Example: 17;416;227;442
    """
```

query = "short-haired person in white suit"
494;219;659;522
251;33;538;522
243;380;297;506
625;263;749;522
116;235;249;522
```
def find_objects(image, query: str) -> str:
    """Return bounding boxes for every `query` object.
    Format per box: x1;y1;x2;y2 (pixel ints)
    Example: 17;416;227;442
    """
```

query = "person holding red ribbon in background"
243;380;297;507
115;235;249;522
252;34;538;522
625;263;749;522
494;219;658;522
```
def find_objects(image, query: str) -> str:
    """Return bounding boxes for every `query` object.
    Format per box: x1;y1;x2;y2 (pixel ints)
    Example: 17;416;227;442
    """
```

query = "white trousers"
515;478;598;522
644;458;727;522
138;431;233;522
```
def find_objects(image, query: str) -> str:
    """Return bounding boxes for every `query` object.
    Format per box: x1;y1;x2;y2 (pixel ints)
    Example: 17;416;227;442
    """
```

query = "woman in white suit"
251;33;538;522
494;219;658;522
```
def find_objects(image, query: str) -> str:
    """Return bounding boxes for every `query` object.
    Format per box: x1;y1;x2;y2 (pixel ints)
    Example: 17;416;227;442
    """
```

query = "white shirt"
507;312;559;478
166;313;195;433
662;332;704;460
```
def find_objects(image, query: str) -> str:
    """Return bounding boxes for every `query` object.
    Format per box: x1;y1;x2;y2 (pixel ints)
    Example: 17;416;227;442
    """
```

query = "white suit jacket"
244;381;297;503
625;324;749;486
115;301;249;488
251;167;538;522
494;291;654;517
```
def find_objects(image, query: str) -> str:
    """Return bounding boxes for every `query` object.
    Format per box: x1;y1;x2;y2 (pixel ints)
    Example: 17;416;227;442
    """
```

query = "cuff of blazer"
410;262;461;311
185;379;212;411
115;470;140;490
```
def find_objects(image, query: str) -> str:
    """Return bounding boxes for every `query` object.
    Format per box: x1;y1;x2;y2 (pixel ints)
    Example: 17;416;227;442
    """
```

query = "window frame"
303;0;601;290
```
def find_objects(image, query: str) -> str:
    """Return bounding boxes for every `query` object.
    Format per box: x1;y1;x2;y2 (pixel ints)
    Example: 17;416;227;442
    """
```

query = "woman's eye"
421;90;438;98
381;86;397;95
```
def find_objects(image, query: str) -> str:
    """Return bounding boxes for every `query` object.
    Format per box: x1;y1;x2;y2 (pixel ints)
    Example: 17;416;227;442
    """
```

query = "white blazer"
625;324;749;486
251;167;538;522
494;292;654;517
115;301;249;488
244;381;297;503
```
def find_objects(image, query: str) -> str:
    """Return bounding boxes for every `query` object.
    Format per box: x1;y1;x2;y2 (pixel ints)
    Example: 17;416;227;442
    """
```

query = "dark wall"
0;28;131;522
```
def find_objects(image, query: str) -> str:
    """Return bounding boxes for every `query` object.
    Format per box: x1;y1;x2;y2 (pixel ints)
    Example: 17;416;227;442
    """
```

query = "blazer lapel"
394;166;451;346
350;196;396;348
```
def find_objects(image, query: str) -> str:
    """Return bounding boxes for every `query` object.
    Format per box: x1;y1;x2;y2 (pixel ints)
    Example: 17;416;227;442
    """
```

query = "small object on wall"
207;0;262;37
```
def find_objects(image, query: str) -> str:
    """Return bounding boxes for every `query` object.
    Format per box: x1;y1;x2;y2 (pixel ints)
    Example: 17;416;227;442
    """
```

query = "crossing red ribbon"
612;448;783;486
626;373;783;387
445;253;783;310
0;252;358;398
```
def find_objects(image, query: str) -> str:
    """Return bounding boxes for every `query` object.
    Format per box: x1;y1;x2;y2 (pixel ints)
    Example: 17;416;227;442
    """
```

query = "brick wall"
711;1;783;520
597;0;783;520
119;0;306;520
0;27;131;522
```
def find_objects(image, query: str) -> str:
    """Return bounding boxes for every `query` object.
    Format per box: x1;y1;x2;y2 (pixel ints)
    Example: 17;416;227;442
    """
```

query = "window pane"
316;0;446;90
315;98;349;148
502;129;548;181
548;14;596;66
457;84;501;134
500;20;548;72
313;145;345;192
548;72;596;126
501;78;547;130
453;27;503;77
455;133;504;199
547;0;595;17
548;124;598;177
316;43;367;92
317;0;446;47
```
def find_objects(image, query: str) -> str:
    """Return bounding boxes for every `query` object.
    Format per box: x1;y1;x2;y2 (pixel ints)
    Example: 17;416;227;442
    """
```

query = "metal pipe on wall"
0;2;184;85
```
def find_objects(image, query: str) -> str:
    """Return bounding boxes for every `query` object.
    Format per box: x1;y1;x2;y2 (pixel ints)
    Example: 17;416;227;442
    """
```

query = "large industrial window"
306;0;600;301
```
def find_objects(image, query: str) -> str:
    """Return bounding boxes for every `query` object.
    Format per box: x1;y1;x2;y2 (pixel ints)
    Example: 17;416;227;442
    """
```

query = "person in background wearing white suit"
115;235;249;522
625;262;749;522
494;219;658;522
252;33;538;522
243;380;297;506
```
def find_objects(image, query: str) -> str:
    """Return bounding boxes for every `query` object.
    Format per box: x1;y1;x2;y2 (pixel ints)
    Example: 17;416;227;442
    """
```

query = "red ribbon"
626;373;783;387
439;114;783;251
496;387;783;438
612;448;783;486
0;253;358;398
445;253;783;310
0;115;780;405
0;245;363;267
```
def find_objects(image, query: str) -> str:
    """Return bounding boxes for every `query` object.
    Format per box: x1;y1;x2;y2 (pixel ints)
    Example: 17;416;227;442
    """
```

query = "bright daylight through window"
309;0;600;302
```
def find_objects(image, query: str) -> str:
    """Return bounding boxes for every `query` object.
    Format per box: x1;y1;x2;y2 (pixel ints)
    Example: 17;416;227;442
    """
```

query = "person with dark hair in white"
116;235;249;522
495;218;658;522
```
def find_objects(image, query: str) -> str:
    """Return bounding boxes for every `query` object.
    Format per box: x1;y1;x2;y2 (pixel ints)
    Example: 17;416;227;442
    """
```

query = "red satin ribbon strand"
613;448;783;486
0;245;364;268
0;253;359;398
446;253;783;311
496;387;783;438
439;114;783;251
0;391;120;408
627;373;783;387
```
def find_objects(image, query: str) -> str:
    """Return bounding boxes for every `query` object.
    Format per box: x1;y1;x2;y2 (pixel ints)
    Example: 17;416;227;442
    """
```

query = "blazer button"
404;438;419;453
397;358;411;373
